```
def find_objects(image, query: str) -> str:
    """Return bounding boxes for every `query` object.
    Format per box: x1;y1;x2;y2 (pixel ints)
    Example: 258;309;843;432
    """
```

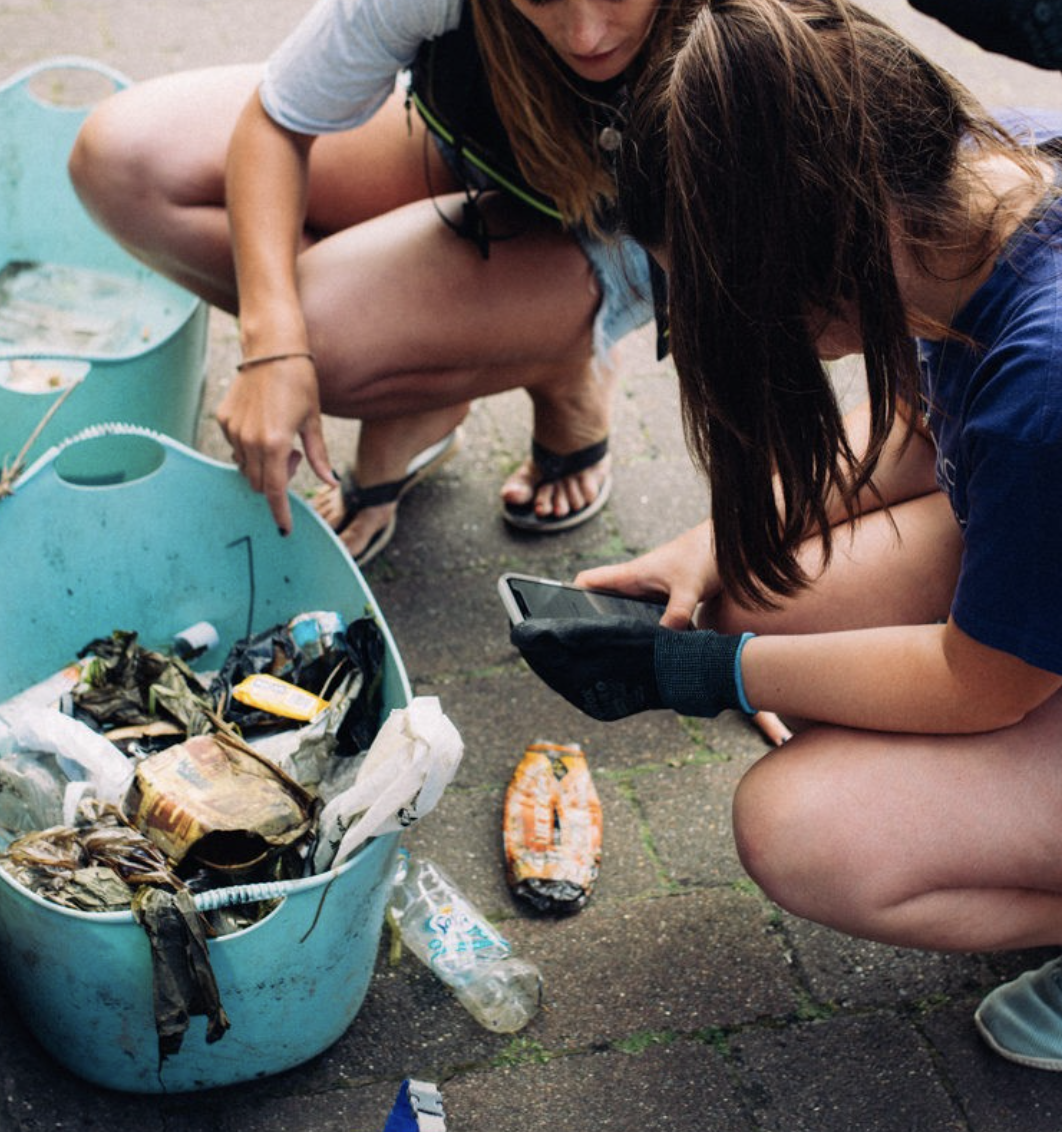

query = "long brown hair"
620;0;1038;606
471;0;698;230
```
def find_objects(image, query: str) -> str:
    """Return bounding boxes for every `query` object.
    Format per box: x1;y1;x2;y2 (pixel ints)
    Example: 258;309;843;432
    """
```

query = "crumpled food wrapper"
127;733;317;873
251;669;368;801
503;741;602;913
313;696;462;872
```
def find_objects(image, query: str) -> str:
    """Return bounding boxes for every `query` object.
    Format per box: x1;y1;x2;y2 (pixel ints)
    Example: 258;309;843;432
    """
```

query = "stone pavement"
2;2;1062;1129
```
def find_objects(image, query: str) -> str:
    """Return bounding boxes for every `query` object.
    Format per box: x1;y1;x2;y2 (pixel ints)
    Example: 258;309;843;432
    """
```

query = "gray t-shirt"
259;0;656;355
261;0;463;134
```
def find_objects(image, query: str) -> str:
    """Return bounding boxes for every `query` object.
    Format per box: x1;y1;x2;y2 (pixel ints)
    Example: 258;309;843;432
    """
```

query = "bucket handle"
192;871;336;912
196;880;297;913
0;55;129;104
14;421;232;493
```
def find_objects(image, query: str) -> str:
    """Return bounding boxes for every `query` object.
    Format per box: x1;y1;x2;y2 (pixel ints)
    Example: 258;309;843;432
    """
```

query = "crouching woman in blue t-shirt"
510;0;1062;1068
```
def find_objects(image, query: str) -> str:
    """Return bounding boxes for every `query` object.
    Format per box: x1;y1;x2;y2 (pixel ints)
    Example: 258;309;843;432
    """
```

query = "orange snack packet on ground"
503;741;602;913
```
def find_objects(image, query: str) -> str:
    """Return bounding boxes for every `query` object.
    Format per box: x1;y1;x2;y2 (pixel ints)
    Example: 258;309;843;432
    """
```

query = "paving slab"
2;2;1062;1130
923;999;1062;1132
730;1012;967;1132
442;1040;755;1132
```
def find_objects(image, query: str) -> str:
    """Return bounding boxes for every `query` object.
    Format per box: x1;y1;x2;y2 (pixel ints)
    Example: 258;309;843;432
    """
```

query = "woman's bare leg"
719;491;1062;951
69;69;615;553
734;700;1062;951
68;67;452;306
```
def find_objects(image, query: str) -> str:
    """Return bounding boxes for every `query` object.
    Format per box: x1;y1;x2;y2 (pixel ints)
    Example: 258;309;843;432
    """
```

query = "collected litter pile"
0;611;462;1059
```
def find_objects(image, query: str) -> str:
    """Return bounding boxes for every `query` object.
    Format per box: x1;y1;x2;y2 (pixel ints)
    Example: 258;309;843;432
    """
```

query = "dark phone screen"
506;577;665;624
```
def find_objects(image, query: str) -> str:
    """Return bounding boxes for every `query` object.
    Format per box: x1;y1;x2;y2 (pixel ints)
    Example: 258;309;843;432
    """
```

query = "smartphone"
498;572;667;626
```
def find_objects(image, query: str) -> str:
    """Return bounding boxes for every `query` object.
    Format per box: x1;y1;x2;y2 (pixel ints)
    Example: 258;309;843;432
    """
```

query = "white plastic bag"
1;707;134;813
313;696;463;872
0;718;66;847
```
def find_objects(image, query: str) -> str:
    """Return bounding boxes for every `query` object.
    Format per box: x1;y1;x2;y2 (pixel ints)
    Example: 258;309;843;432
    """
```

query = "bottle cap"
172;620;220;660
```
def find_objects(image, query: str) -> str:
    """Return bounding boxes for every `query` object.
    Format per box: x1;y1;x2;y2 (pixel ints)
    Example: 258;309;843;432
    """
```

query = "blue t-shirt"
920;144;1062;673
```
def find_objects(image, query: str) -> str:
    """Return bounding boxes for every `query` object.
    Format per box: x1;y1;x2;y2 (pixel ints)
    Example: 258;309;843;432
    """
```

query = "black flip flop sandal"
502;437;612;533
333;430;460;564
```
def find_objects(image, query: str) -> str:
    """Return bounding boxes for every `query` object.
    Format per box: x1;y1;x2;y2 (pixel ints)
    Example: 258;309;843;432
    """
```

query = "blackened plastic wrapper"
72;629;214;750
209;615;385;752
0;799;180;910
132;885;231;1061
1;801;231;1060
502;741;602;914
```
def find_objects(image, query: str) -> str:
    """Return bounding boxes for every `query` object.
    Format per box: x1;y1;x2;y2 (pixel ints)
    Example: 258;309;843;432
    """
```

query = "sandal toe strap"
530;437;609;484
339;469;412;514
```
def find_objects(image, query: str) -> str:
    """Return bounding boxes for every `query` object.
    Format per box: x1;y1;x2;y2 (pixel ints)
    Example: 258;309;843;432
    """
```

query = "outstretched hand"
510;616;754;722
216;355;336;535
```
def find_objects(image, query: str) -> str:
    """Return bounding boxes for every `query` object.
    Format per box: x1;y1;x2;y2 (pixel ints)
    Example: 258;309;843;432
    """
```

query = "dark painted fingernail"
278;526;290;538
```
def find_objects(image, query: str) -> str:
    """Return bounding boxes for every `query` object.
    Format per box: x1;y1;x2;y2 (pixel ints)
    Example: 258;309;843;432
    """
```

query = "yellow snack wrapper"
231;674;330;722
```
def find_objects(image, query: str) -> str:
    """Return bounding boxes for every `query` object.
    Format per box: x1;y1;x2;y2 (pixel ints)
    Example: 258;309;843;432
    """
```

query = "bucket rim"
0;281;206;368
0;830;399;925
0;55;131;100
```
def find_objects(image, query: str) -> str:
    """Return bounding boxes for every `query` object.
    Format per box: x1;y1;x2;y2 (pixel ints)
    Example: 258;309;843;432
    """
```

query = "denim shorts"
433;136;654;362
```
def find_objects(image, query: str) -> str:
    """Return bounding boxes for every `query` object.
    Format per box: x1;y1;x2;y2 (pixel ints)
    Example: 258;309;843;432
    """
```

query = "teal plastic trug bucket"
0;427;412;1092
0;58;208;470
0;838;401;1093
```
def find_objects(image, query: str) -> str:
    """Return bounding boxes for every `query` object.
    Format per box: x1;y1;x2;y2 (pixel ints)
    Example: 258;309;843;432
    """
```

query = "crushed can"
502;740;603;914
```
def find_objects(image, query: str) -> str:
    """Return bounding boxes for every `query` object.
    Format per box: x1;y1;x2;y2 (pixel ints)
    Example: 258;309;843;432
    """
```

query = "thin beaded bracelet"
236;350;316;372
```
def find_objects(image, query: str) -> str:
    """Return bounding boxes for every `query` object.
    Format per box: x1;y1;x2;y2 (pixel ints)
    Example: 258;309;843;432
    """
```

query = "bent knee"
733;734;862;913
68;114;99;204
68;97;147;217
733;754;799;903
69;84;228;227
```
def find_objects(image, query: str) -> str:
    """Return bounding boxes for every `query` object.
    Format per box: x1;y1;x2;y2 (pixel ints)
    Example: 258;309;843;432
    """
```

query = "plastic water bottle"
389;852;542;1032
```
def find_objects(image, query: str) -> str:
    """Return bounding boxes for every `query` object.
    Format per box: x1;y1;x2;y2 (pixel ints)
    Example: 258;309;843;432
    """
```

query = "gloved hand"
510;616;756;722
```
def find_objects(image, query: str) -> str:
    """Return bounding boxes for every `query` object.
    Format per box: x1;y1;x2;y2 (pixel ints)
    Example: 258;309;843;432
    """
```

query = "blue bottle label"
424;900;510;974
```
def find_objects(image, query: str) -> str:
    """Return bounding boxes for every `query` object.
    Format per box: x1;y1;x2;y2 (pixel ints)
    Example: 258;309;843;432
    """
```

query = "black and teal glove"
510;616;756;722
